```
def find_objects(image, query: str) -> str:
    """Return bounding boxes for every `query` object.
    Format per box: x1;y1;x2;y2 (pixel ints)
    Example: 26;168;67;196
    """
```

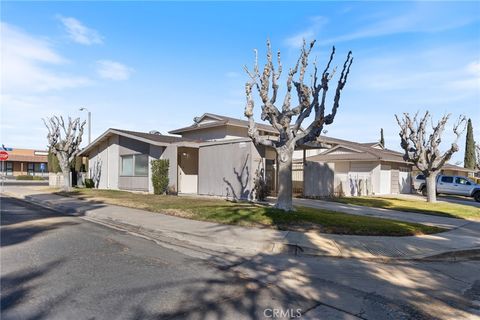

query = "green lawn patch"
331;196;480;220
59;189;444;236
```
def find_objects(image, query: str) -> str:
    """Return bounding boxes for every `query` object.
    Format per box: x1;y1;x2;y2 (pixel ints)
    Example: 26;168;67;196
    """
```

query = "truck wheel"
421;187;427;197
474;191;480;203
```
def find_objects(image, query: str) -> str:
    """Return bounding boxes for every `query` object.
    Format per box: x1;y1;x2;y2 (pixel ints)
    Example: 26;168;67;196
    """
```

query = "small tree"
151;159;169;195
244;40;353;211
476;144;480;171
380;128;385;147
47;151;61;173
43;116;86;191
464;119;475;169
395;112;466;202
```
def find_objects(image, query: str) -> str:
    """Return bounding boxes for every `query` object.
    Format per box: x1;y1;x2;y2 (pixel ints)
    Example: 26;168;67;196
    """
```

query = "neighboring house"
411;164;476;180
78;112;476;199
302;138;412;197
78;129;199;193
0;148;48;177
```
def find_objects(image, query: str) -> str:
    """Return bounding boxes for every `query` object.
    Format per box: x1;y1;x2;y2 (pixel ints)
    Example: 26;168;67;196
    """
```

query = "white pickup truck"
413;174;480;202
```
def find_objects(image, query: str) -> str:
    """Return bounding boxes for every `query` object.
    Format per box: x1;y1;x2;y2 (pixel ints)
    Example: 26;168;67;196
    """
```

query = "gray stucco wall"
181;127;227;141
304;161;335;197
161;145;178;193
88;135;119;190
88;134;173;193
198;141;254;199
117;136;150;191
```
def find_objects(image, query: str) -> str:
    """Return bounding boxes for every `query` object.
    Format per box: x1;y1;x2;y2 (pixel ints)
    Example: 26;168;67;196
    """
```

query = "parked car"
414;174;480;202
413;174;426;192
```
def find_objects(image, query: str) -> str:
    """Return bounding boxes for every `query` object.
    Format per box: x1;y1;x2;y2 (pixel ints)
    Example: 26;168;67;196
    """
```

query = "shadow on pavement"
1;259;77;320
0;196;97;248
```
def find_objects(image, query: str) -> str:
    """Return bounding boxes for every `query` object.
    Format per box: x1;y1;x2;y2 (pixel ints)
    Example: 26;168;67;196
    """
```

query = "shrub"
151;159;169;195
85;178;95;188
253;167;269;201
48;151;62;173
16;175;33;180
32;176;45;181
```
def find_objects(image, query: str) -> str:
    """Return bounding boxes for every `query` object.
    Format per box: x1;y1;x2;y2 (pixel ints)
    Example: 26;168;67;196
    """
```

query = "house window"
121;154;148;177
121;155;134;176
134;154;148;176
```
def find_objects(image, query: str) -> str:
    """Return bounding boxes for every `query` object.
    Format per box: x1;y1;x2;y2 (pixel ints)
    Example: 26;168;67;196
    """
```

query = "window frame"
120;154;149;177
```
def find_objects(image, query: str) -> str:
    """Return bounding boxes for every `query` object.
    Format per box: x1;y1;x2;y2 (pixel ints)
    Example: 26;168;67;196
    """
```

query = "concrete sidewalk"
3;186;480;261
287;197;472;229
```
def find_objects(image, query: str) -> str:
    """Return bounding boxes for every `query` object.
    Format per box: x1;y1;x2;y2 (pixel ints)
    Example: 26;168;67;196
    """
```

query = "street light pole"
79;107;91;144
88;110;91;145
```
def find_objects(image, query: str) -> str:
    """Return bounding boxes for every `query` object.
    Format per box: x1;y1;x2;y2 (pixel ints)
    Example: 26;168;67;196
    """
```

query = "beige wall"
177;147;198;194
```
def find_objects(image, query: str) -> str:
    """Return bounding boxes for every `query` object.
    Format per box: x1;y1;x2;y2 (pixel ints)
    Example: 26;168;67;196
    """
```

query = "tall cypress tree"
380;128;385;147
464;118;475;169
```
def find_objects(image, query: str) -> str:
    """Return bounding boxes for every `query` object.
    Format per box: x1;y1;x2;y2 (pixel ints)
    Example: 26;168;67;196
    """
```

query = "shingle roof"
78;128;203;156
306;139;406;163
169;113;279;135
112;129;201;143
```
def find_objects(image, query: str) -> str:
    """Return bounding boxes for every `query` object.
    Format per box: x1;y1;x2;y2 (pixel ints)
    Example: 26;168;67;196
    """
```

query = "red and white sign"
0;151;9;161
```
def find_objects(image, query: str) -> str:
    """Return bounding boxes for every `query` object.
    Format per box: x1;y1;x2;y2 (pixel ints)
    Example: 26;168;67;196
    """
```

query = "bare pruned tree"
43;116;86;191
244;39;353;211
395;112;466;202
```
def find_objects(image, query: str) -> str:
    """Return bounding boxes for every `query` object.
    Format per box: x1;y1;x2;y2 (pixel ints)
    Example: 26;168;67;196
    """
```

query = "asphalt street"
1;196;479;320
1;196;305;320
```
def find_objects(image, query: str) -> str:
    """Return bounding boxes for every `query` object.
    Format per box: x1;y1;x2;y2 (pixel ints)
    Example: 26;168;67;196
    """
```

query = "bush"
253;167;270;201
85;178;95;188
151;159;169;195
16;175;33;180
32;176;45;180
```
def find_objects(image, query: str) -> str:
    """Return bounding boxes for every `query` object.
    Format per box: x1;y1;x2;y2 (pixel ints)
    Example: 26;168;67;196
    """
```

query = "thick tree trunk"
59;155;71;191
426;174;437;203
276;149;294;211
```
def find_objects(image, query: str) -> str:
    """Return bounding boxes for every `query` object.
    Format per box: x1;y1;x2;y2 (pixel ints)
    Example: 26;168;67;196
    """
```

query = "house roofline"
78;129;200;156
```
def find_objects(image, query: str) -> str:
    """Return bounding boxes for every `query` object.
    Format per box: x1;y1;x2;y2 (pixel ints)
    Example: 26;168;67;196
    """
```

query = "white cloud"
96;60;133;80
58;16;103;45
323;4;479;44
284;16;328;48
0;22;91;93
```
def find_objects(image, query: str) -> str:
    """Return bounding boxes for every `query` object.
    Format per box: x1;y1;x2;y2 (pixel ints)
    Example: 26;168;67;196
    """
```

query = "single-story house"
302;138;412;197
78;112;476;199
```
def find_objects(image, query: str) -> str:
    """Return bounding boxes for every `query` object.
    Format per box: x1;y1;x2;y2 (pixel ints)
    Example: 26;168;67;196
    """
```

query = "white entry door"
380;166;391;194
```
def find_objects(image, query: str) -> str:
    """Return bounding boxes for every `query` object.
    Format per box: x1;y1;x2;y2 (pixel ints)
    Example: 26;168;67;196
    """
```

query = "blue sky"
1;1;479;164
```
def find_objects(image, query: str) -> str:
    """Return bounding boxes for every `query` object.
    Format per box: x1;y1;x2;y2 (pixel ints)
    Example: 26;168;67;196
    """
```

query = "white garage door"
399;167;411;194
380;166;391;194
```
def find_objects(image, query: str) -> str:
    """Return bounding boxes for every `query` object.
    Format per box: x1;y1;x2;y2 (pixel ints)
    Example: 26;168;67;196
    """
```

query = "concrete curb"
3;191;479;262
